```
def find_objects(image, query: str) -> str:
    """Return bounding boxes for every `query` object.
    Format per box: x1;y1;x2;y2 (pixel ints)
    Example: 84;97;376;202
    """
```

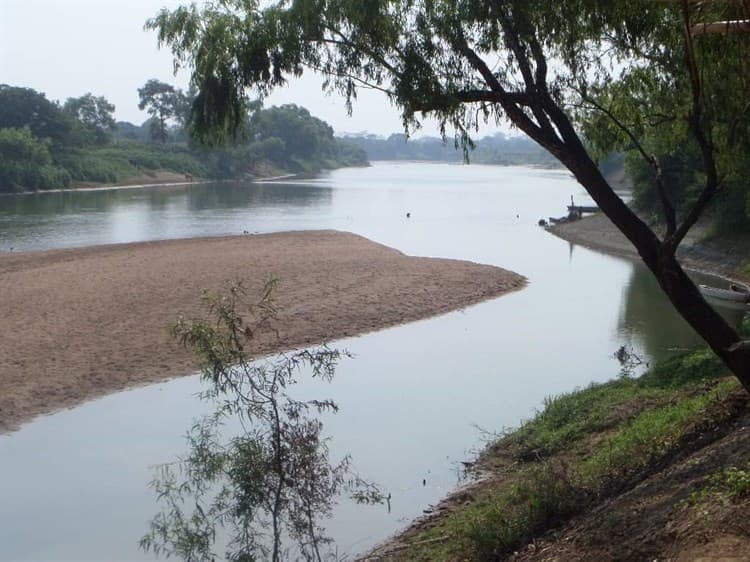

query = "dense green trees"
0;82;366;192
137;79;185;143
147;1;750;385
63;93;117;145
349;132;558;166
0;85;75;147
0;127;70;190
576;3;750;236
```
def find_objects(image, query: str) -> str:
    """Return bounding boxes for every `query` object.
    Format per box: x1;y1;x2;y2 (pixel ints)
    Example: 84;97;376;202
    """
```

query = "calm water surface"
0;162;741;560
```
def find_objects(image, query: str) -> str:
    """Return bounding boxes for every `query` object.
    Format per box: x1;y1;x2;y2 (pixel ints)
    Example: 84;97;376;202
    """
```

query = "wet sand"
0;230;525;433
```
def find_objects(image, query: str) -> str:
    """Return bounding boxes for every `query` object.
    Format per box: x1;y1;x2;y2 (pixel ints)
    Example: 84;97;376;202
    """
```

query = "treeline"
344;132;559;167
0;82;367;193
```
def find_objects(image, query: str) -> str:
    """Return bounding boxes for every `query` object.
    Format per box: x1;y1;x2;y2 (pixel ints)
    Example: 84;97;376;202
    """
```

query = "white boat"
699;284;750;303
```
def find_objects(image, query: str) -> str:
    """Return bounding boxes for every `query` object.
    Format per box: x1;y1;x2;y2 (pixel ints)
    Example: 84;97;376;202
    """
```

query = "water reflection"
0;181;333;251
617;263;746;362
140;285;380;561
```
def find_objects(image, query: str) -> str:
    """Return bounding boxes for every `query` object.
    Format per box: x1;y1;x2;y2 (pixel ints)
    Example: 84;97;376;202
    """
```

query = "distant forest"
345;133;560;167
0;82;367;193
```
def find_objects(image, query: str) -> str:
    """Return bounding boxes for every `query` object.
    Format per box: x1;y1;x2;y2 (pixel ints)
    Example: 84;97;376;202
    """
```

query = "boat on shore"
699;283;750;303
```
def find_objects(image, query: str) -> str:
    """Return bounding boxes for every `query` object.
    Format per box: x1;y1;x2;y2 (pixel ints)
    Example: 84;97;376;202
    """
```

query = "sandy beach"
0;230;525;433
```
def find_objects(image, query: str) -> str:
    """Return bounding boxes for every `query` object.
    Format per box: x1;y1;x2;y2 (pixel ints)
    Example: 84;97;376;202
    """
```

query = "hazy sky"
1;0;501;137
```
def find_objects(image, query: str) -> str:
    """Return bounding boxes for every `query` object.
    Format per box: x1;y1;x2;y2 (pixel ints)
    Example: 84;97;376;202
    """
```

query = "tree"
0;84;74;146
148;1;750;387
0;127;70;191
63;93;117;145
137;79;181;143
140;282;381;561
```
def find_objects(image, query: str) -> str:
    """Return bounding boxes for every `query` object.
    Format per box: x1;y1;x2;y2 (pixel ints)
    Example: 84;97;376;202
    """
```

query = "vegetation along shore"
362;216;750;560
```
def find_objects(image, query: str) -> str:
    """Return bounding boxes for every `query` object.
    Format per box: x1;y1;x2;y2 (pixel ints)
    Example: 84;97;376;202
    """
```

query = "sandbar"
0;231;525;432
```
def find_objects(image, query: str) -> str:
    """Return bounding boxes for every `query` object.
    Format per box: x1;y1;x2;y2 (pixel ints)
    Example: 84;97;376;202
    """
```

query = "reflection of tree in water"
1;189;122;215
140;282;381;562
186;181;333;211
618;264;745;363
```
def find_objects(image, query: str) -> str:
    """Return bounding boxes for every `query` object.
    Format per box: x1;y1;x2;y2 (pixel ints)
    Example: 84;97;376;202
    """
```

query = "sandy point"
0;230;526;433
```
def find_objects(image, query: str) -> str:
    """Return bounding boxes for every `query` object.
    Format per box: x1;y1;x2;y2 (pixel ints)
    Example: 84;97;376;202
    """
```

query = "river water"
0;162;740;560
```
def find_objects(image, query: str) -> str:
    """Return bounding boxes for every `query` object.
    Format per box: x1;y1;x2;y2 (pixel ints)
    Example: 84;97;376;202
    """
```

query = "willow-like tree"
148;0;750;386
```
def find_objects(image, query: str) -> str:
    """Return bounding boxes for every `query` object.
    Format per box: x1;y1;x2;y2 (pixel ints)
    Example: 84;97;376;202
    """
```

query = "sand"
0;230;525;433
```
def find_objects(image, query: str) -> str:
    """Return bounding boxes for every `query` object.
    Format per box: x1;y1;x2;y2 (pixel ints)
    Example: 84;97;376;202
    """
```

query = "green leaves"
144;282;381;561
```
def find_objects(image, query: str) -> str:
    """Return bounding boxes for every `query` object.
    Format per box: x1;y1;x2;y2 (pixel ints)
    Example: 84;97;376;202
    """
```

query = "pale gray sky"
1;0;499;137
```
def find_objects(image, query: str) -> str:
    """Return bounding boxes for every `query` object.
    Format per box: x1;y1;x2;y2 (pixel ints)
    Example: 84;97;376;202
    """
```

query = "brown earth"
69;170;198;190
509;397;750;562
549;213;750;284
0;230;525;433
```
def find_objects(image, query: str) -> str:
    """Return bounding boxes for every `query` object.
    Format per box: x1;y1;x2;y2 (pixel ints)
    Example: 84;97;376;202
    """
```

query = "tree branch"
495;7;558;137
449;31;564;151
665;0;721;252
578;92;677;236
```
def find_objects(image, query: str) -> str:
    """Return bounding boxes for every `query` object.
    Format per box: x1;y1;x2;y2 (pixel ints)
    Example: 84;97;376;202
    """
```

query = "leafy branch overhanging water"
140;281;383;562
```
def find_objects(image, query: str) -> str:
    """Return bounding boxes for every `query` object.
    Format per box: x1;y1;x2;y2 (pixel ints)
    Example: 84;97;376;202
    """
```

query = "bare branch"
577;92;677;235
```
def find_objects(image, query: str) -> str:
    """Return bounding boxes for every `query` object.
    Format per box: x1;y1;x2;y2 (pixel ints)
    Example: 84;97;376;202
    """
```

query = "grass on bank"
382;347;744;561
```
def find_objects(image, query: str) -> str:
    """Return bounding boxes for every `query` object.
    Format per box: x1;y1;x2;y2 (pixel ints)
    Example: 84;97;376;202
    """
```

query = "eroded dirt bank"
0;230;525;433
549;213;750;284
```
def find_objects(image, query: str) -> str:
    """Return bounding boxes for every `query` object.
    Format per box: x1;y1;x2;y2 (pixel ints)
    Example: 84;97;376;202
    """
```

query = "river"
0;162;738;560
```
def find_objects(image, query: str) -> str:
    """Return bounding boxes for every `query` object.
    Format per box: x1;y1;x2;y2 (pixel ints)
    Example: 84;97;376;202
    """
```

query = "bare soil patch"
549;213;750;284
510;398;750;562
0;230;525;433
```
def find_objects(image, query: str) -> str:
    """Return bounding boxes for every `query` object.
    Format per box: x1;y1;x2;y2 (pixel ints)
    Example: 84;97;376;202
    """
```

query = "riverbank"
361;215;750;561
363;349;750;561
2;170;300;196
548;213;750;284
0;231;525;433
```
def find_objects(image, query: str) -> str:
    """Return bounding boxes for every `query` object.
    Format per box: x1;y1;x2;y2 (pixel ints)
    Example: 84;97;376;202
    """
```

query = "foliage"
138;79;187;143
688;461;750;506
0;127;70;191
63;93;117;145
0;83;366;191
147;0;750;389
140;282;381;561
0;127;51;165
346;132;558;166
507;347;727;462
579;3;750;234
464;463;581;560
0;84;75;147
579;378;738;485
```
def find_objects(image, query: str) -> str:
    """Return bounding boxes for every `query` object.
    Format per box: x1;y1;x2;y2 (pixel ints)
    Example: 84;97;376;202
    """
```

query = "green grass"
580;378;738;485
505;349;725;463
396;349;739;561
687;461;750;507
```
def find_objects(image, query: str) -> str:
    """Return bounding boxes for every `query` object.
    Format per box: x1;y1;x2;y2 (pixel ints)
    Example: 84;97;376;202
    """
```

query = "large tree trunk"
558;143;750;391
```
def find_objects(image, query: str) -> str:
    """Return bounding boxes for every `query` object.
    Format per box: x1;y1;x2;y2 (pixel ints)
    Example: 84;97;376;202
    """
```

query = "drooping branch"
495;9;559;137
577;93;677;237
449;31;564;153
